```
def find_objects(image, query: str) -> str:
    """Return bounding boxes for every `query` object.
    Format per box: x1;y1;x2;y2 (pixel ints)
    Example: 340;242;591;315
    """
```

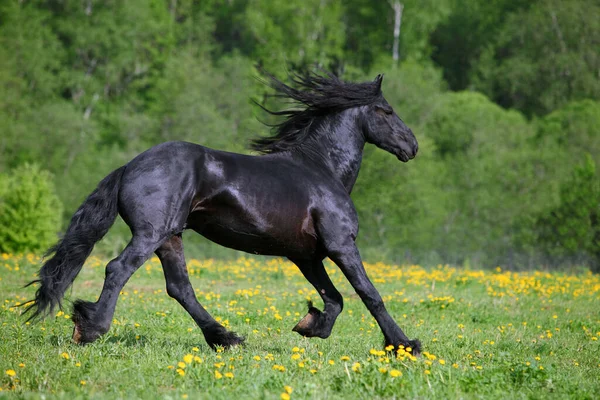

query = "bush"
534;155;600;272
0;164;63;254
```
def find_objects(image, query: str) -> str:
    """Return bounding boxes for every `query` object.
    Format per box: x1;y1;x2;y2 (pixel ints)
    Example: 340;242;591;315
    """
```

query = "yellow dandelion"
291;353;301;360
253;355;261;361
389;369;402;378
281;394;290;400
214;370;223;379
292;347;300;352
379;367;388;374
80;380;86;385
351;362;361;372
225;372;234;379
183;354;193;364
425;370;431;375
177;361;186;369
284;386;293;394
61;352;69;360
439;359;446;365
176;368;185;377
328;360;335;365
5;369;16;377
18;363;25;368
192;347;199;352
340;356;350;361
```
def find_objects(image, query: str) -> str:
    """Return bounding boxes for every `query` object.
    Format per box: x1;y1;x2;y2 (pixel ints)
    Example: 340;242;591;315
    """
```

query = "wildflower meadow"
1;254;599;399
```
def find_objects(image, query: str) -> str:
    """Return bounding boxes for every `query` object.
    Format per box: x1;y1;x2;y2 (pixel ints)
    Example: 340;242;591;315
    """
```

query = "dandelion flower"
177;362;186;369
5;370;16;377
183;354;193;364
284;386;293;394
281;394;290;400
214;370;223;379
225;372;234;379
61;352;69;360
177;369;185;377
389;369;402;378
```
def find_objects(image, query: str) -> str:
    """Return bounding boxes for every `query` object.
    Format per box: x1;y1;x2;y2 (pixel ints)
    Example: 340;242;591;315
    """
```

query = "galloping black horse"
25;72;421;353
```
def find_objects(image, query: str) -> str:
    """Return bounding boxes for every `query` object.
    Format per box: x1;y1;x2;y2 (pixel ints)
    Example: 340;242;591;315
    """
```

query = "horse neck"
294;109;366;193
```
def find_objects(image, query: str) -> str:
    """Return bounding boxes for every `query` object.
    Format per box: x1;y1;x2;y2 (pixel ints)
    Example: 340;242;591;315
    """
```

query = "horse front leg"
325;240;421;355
289;258;343;339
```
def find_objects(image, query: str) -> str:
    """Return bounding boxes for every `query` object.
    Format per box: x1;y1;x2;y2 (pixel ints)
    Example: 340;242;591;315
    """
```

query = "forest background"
0;0;598;272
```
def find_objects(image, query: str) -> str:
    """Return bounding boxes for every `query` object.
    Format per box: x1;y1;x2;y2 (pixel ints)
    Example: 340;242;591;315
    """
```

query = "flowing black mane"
251;72;383;154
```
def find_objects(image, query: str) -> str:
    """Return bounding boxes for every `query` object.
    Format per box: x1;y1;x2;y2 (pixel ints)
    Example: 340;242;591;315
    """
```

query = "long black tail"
24;165;127;321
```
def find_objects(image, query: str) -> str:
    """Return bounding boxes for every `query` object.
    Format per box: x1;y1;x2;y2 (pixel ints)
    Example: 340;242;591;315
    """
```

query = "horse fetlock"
71;300;110;344
203;325;245;350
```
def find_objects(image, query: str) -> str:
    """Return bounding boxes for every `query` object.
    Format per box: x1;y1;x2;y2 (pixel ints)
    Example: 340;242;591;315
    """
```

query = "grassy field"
1;253;599;399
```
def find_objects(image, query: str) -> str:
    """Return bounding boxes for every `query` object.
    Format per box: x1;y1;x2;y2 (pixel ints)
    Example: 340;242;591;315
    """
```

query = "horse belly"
188;211;318;257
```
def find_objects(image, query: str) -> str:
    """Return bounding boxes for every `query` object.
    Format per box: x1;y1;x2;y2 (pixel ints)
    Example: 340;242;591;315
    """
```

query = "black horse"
25;72;421;353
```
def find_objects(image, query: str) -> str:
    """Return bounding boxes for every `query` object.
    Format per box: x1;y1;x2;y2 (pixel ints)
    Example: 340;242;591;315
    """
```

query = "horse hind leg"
290;258;343;339
71;234;162;344
156;235;244;350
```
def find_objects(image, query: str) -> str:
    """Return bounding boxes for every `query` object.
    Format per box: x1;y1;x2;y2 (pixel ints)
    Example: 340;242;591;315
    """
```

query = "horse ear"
374;74;384;90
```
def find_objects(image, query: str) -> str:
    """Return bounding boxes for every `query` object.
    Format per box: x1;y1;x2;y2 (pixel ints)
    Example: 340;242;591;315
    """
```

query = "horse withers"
25;72;421;354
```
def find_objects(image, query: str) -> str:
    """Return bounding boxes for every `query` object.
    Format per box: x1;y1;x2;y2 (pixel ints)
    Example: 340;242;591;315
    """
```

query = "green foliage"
0;164;63;254
472;0;600;116
536;99;600;166
534;155;600;272
0;0;598;270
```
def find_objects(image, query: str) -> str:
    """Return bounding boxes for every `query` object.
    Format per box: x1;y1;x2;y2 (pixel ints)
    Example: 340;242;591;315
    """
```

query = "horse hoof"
72;323;82;344
292;312;317;335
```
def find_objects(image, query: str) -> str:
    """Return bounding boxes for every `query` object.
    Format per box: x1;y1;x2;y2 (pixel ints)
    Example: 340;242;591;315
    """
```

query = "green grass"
1;254;599;399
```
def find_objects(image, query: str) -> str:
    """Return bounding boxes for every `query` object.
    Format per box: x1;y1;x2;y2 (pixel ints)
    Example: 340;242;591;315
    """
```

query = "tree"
534;155;600;272
472;0;600;116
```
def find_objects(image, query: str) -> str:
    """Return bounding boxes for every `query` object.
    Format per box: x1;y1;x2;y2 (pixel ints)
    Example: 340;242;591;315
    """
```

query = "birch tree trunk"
391;1;404;66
